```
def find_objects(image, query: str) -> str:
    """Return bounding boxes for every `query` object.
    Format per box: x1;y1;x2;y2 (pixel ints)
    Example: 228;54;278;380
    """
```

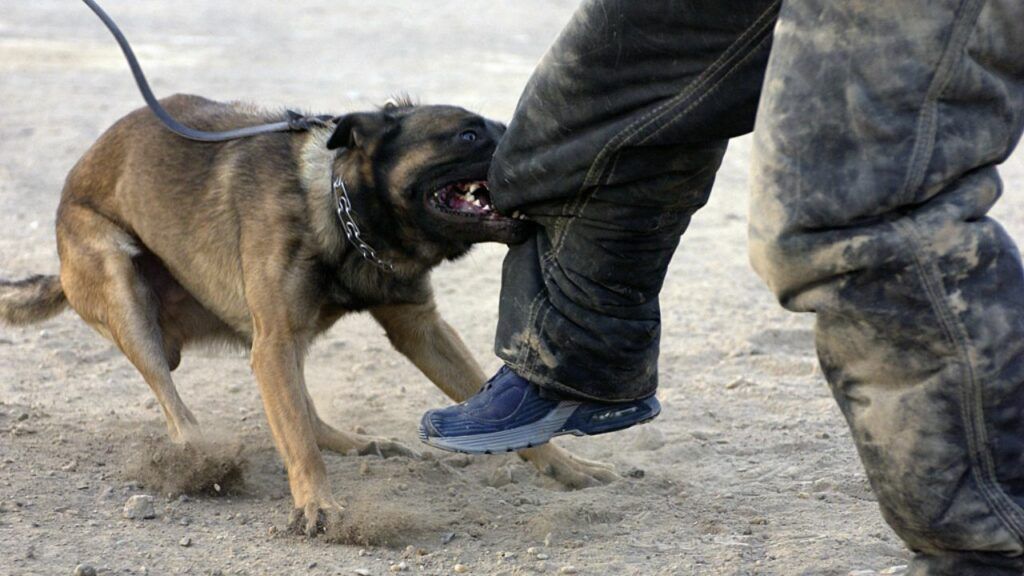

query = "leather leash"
81;0;331;141
80;0;395;272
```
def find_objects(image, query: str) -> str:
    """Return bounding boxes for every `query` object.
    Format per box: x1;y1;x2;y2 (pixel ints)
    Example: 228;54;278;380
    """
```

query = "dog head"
326;100;531;264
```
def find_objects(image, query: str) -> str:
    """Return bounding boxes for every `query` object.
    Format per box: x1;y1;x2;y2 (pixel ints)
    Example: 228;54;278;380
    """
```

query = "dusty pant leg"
750;0;1024;573
488;0;781;401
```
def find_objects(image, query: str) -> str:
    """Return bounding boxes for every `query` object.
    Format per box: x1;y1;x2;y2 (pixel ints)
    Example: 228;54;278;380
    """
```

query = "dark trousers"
488;0;1024;573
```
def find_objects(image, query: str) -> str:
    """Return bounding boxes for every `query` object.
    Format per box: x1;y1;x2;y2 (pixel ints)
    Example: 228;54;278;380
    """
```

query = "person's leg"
420;0;781;453
490;0;781;402
750;1;1024;573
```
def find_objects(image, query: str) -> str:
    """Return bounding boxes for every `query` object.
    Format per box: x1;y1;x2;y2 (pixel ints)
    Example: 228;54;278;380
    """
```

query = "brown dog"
0;94;617;535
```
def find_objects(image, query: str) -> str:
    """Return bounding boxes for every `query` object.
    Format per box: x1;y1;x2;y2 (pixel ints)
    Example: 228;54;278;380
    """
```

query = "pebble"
453;564;469;573
880;567;908;575
179;536;191;548
122;495;156;519
353;570;371;576
812;477;835;492
726;376;755;390
526;547;539;555
625;468;646;479
536;553;550;560
389;561;409;572
74;564;97;576
543;533;555;547
559;567;578;575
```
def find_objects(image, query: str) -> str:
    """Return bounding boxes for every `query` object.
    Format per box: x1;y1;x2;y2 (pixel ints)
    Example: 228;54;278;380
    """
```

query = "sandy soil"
2;2;1023;575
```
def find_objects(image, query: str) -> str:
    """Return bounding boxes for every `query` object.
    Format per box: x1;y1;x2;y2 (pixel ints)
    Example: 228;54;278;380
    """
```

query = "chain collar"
330;164;394;273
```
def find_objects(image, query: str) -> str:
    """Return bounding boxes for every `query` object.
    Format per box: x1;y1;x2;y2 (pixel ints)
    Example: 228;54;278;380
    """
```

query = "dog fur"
0;94;617;536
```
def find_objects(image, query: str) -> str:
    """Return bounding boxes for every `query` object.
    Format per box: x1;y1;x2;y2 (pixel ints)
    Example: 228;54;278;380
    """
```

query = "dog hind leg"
304;389;418;458
57;204;201;444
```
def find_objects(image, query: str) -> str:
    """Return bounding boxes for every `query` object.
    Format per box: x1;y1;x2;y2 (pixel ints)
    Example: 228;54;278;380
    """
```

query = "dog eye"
459;130;478;142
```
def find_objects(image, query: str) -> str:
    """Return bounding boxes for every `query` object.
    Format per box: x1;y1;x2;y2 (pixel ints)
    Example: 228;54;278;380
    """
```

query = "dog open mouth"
423;175;533;246
430;180;526;221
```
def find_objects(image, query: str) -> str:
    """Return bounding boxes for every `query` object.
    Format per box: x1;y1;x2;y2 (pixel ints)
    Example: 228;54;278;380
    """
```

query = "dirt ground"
2;2;1023;575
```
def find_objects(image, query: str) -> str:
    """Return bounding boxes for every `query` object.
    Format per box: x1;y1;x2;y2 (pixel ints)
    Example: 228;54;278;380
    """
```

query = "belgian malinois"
0;94;617;536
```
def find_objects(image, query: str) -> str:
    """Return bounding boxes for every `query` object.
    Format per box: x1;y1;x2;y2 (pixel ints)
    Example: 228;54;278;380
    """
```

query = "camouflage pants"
490;0;1024;573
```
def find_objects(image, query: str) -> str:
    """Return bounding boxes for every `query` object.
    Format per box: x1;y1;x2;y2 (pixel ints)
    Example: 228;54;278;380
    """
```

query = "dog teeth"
465;192;476;202
467;183;481;194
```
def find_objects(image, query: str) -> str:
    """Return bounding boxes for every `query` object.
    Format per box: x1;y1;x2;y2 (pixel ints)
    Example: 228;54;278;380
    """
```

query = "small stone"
389;561;409;572
879;567;908;575
16;412;29;422
308;562;318;569
359;461;370;476
353;570;371;576
441;532;456;544
559;567;577;575
122;495;156;519
74;564;97;576
453;564;469;573
543;533;555;547
536;553;549;560
526;547;539;555
812;477;835;493
358;549;369;557
726;377;754;390
179;536;191;547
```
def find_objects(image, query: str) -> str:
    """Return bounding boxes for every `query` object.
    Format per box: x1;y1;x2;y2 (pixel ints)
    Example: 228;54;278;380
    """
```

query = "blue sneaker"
418;366;661;454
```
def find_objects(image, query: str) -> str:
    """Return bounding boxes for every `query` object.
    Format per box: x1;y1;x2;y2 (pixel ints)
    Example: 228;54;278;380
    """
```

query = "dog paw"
287;498;344;538
518;443;619;490
356;436;419;459
316;423;419;459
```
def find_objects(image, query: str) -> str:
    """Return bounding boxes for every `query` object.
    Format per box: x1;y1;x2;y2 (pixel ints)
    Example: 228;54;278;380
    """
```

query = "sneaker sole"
419;399;660;454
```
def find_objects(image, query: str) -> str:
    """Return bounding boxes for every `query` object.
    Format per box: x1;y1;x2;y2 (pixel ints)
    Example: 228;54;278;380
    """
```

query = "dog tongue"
447;182;493;215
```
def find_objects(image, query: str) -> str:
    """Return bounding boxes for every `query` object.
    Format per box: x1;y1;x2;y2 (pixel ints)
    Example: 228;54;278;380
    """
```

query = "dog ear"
326;112;397;151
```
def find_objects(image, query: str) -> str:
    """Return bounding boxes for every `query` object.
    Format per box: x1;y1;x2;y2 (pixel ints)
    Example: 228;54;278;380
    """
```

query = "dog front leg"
371;302;619;489
250;324;342;536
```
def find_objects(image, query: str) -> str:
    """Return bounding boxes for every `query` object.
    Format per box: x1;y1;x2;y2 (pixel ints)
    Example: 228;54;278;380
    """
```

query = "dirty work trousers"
488;0;1024;573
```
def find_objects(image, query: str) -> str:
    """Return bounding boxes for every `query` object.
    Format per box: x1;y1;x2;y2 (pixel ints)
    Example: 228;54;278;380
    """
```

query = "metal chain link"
331;169;394;273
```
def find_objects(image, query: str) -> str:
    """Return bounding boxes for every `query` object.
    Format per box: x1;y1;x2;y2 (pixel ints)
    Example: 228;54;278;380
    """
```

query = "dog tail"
0;274;68;326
